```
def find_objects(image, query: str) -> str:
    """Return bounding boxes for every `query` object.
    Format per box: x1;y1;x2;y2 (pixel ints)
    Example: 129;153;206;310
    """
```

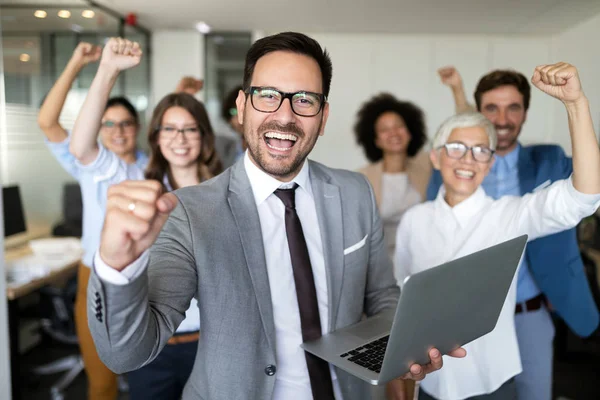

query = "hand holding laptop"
302;236;526;387
386;347;467;399
400;347;467;381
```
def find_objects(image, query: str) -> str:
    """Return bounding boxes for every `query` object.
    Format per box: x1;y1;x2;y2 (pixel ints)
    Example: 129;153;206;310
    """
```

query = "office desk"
5;236;80;400
5;245;79;300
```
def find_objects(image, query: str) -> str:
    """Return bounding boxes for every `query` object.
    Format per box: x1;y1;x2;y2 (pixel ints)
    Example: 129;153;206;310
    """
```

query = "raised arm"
532;63;600;194
38;42;100;142
69;38;141;165
511;63;600;241
437;66;476;114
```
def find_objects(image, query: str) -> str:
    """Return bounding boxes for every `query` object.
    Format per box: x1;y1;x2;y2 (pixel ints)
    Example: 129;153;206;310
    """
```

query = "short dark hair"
474;70;531;111
243;32;333;98
221;85;243;122
105;96;139;126
354;93;427;162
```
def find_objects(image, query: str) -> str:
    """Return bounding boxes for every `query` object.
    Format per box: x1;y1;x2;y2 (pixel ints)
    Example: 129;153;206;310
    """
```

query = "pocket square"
344;234;368;255
533;179;551;192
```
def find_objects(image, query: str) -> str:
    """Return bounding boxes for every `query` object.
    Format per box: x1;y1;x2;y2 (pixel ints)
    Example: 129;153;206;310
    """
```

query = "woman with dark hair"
146;92;222;190
38;42;147;400
69;37;222;400
355;93;431;259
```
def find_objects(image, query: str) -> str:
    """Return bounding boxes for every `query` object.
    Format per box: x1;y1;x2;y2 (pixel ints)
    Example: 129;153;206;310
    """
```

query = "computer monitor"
3;185;26;237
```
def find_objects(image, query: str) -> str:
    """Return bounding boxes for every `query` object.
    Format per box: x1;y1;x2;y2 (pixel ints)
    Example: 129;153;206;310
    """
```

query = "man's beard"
245;118;322;179
495;123;521;151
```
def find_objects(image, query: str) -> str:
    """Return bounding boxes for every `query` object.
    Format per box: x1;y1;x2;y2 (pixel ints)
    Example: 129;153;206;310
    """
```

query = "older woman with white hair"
395;62;600;400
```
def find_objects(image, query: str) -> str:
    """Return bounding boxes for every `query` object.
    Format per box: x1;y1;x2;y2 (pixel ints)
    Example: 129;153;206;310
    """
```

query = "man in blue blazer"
432;66;599;400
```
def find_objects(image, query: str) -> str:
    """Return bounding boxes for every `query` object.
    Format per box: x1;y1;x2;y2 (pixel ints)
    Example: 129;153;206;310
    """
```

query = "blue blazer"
426;144;599;337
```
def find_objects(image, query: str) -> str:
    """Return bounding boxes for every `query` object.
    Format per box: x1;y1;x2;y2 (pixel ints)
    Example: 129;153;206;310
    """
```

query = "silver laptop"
301;235;527;385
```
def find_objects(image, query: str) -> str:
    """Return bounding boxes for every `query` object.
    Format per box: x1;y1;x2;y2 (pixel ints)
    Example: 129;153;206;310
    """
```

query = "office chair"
32;183;82;400
52;183;82;238
33;280;129;399
35;183;129;399
33;277;83;400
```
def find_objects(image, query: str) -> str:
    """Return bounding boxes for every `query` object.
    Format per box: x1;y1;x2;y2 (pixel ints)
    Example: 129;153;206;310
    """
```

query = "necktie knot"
274;183;299;209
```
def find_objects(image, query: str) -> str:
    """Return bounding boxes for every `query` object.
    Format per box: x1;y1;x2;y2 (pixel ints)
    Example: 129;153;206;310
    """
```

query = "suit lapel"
227;160;276;355
518;146;537;195
310;161;344;331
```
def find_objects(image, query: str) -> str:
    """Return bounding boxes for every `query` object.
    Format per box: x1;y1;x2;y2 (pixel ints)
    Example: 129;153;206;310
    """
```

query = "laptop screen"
3;185;27;237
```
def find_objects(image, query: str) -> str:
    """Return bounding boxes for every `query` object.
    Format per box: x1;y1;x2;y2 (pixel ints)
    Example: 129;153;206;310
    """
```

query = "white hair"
432;112;497;150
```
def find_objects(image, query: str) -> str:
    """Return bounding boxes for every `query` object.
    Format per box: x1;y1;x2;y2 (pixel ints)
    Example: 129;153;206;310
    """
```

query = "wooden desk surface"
5;229;80;301
4;224;51;250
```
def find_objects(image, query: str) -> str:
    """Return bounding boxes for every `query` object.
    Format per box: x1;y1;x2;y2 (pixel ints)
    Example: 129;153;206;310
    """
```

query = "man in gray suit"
88;32;465;400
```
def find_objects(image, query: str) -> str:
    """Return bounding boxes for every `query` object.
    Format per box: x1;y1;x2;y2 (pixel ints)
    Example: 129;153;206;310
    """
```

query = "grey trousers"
514;305;555;400
418;378;517;400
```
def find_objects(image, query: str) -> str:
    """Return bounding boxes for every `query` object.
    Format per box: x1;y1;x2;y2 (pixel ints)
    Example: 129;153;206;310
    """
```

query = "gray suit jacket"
88;158;400;400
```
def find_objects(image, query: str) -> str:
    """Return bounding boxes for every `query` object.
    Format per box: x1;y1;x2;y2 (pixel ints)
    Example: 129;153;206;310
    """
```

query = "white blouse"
394;177;600;400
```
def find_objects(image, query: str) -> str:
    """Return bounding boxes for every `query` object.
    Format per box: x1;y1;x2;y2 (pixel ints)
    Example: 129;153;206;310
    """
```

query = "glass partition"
0;3;150;228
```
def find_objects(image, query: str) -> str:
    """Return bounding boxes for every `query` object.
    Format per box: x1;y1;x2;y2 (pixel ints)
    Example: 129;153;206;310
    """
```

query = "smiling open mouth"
172;148;190;156
455;169;475;179
264;132;298;152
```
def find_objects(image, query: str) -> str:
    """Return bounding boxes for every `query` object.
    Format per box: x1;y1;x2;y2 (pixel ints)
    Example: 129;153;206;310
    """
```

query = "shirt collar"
243;151;312;206
435;185;488;228
491;143;521;172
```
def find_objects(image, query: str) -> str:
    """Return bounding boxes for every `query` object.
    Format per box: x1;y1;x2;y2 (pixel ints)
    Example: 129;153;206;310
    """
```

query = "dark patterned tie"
274;184;335;400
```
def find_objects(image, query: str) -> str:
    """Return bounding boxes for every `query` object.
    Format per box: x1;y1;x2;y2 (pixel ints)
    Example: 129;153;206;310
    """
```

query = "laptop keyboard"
339;335;389;373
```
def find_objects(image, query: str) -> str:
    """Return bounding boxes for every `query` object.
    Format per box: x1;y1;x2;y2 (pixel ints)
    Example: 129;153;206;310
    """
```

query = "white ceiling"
2;0;600;35
0;7;120;33
96;0;600;35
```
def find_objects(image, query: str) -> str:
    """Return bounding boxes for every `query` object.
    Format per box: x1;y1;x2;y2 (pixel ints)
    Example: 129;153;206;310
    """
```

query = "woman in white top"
356;94;432;260
395;62;600;400
70;38;222;399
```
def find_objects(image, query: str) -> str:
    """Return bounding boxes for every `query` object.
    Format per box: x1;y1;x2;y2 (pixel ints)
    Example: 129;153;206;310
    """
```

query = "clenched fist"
99;37;143;72
70;42;101;69
531;62;585;105
437;66;463;89
99;180;178;271
176;76;204;95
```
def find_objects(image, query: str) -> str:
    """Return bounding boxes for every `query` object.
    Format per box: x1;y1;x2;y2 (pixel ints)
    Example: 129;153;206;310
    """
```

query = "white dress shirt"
394;177;600;400
96;152;343;399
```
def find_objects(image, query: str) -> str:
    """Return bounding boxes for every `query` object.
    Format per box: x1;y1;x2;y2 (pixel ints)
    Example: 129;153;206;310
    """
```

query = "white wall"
150;30;205;106
305;32;558;170
549;13;600;152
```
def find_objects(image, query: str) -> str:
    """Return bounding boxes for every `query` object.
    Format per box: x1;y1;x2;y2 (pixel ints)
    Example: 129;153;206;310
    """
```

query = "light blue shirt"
482;144;542;303
45;135;148;267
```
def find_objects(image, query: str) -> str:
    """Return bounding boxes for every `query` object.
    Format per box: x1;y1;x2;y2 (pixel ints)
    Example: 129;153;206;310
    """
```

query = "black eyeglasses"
158;126;201;140
245;86;326;117
439;142;495;163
